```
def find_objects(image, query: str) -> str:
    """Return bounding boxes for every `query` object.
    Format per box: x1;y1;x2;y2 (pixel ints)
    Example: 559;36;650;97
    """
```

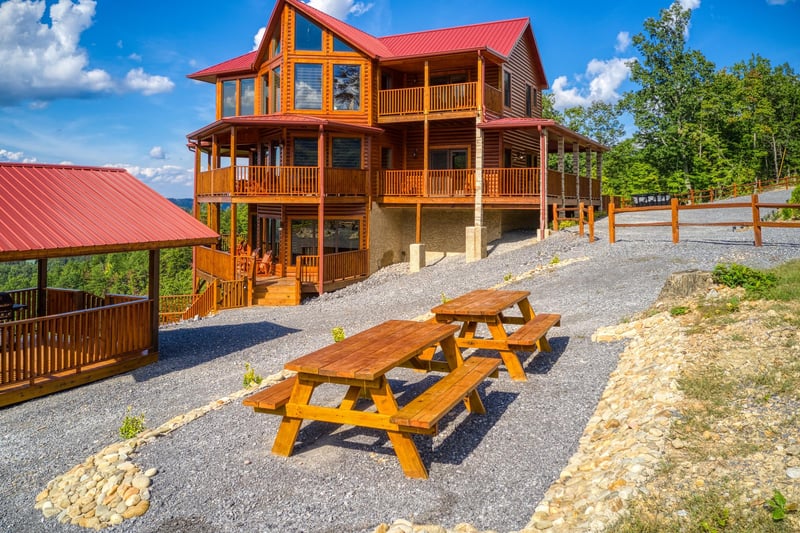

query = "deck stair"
254;277;301;306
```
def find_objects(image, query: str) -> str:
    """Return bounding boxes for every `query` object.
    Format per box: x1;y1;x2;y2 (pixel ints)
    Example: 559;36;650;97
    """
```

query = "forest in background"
544;2;799;198
1;2;797;298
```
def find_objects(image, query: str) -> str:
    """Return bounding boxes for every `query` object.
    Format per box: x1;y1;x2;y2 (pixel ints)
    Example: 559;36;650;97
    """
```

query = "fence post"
608;202;616;244
752;194;763;247
671;198;680;244
588;205;595;243
552;203;559;231
578;202;585;237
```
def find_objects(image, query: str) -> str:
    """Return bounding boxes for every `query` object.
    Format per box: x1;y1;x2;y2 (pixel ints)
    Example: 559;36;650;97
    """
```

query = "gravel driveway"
2;189;798;533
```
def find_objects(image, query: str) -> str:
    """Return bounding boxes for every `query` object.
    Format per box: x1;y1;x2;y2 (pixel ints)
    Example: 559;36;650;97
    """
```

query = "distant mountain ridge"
168;198;193;212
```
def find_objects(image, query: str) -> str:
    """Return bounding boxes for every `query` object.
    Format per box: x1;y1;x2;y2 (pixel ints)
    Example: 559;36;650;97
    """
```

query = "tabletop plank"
284;320;459;381
431;289;530;318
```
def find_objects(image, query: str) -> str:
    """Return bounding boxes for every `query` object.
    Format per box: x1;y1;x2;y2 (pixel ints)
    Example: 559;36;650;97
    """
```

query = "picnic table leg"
518;299;552;352
370;376;428;479
272;378;317;456
440;335;486;414
339;385;363;409
487;322;527;381
460;321;477;339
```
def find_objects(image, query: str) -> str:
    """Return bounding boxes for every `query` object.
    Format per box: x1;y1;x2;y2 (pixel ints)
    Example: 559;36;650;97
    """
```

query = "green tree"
624;1;715;192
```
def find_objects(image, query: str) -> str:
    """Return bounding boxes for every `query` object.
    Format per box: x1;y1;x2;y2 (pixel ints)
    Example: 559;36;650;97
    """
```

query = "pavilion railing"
0;299;152;390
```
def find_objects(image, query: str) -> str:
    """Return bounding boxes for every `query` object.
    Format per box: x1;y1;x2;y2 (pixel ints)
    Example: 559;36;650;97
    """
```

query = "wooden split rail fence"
551;202;595;242
608;194;800;246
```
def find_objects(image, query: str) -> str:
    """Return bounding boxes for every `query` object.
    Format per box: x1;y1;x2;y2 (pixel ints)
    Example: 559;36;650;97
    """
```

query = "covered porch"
0;163;218;407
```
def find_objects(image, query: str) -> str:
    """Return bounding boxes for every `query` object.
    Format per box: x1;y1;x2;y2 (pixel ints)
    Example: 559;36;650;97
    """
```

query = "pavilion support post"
37;258;47;318
149;249;160;353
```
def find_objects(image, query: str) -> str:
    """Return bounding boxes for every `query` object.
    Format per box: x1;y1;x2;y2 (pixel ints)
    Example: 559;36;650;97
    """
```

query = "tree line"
544;2;799;198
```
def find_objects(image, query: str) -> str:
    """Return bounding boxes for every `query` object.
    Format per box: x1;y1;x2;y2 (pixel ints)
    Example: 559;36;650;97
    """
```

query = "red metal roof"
188;51;258;82
379;18;529;59
0;163;218;261
188;2;543;83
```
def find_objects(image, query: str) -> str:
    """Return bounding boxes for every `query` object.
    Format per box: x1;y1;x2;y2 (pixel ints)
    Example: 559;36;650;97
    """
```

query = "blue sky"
0;0;797;198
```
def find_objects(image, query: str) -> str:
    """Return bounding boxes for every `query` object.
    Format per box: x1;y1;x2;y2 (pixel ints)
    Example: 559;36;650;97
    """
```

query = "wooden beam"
415;202;422;243
149;249;160;352
318;126;326;294
37;258;47;318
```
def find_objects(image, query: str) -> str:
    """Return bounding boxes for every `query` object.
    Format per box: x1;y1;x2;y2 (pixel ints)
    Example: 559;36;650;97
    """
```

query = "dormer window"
295;13;322;51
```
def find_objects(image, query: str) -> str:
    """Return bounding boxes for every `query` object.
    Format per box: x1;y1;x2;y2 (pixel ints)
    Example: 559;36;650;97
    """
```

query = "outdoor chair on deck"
0;292;14;322
258;250;274;276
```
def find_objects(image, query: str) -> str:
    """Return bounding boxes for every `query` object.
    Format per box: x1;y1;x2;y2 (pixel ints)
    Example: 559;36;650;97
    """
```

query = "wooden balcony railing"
197;246;235;281
429;82;477;113
378;82;479;118
427;169;475;197
484;84;502;114
197;167;233;196
1;299;152;390
198;166;368;198
379;170;424;196
4;288;138;320
483;168;541;197
296;250;369;286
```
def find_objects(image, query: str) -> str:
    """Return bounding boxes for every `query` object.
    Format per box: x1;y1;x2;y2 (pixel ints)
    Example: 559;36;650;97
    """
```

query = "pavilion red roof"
0;163;218;261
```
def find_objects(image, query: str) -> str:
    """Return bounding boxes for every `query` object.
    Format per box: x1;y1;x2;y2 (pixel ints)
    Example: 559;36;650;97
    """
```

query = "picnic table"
244;319;499;479
430;289;561;381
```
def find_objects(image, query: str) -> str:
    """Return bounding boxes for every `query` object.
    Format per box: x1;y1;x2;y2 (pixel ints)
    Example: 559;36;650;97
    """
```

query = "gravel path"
2;190;799;533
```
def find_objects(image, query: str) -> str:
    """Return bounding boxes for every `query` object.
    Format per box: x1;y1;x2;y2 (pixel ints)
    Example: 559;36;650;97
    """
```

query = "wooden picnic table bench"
430;289;561;381
243;319;499;479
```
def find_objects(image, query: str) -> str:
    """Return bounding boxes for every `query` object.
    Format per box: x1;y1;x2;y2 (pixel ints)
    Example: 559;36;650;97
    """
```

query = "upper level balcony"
376;168;602;207
196;165;369;202
377;82;502;123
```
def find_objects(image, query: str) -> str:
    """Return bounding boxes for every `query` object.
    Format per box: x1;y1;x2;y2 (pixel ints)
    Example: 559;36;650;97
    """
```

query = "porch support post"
573;142;580;202
317;125;326;295
596;151;604;209
415;202;422;243
148;249;160;353
37;258;47;318
586;149;593;205
538;126;549;240
467;125;486;263
558;136;565;205
423;60;429;197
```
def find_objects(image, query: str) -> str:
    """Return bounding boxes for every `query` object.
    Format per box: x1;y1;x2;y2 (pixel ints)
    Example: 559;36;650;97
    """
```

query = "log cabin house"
0;163;219;407
187;0;606;306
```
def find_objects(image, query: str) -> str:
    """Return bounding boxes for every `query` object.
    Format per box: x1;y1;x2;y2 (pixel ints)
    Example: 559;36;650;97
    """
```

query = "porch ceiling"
187;115;385;141
478;118;608;152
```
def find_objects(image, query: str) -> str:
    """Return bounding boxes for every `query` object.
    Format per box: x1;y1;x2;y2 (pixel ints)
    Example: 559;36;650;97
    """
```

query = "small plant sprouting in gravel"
550;255;560;265
503;273;514;282
242;362;263;388
440;292;451;304
767;489;797;521
670;306;690;316
119;407;146;439
331;327;345;342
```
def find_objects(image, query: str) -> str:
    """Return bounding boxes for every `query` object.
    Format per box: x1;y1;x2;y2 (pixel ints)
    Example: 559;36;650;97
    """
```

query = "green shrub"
119;407;146;439
712;263;776;296
331;327;345;342
670;306;690;316
242;362;263;388
778;187;800;220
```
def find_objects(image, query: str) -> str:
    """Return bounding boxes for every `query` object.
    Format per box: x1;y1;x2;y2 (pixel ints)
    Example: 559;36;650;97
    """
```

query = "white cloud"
149;146;166;160
0;0;174;106
615;31;630;53
679;0;701;8
107;164;193;188
123;68;175;96
128;53;142;62
305;0;374;19
0;148;38;163
551;57;633;110
253;27;266;51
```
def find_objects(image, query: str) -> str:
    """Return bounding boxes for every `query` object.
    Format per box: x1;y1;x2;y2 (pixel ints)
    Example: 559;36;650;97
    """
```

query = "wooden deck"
0;290;156;407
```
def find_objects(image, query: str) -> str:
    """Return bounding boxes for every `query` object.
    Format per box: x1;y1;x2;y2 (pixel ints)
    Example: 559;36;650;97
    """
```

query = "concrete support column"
465;226;487;263
409;243;426;273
